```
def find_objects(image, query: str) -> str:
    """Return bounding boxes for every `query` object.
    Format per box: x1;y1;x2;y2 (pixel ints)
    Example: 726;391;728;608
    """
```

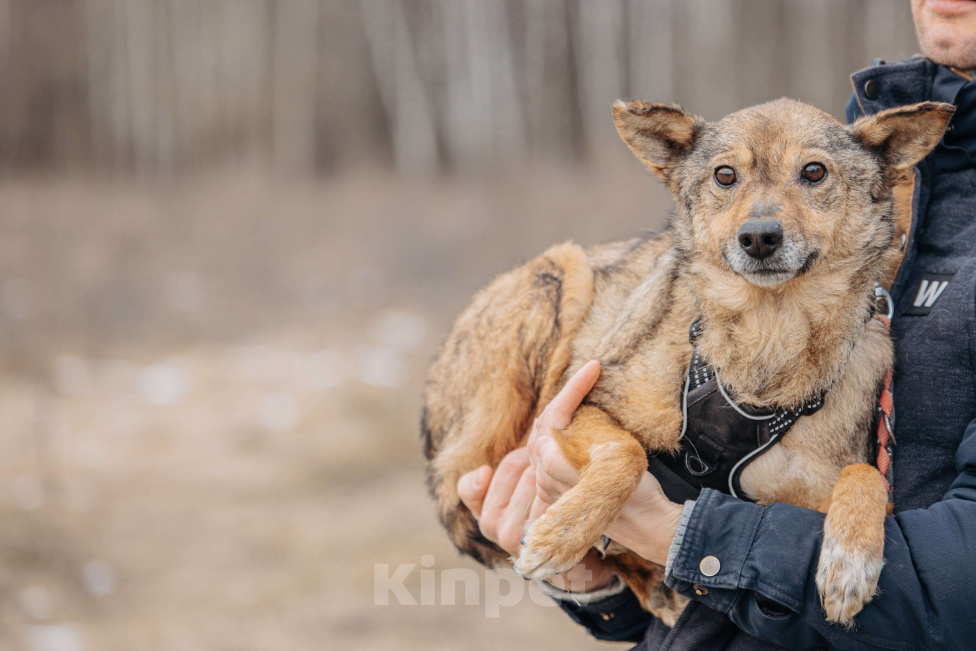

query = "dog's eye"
801;162;827;184
714;166;737;187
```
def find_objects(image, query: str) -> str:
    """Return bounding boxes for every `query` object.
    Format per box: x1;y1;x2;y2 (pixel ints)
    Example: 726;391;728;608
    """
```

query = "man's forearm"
664;422;976;649
605;472;684;565
664;487;970;649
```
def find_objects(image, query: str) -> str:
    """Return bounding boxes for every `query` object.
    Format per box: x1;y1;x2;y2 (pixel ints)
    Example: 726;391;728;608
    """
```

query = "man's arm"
456;361;661;642
660;417;976;649
457;362;655;642
543;414;976;648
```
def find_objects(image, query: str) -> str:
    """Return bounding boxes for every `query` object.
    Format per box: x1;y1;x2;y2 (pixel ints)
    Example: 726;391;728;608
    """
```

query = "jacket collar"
851;57;976;173
850;57;939;115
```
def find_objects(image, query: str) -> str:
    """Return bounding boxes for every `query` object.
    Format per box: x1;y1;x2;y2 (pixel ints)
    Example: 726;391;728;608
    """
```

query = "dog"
421;98;953;627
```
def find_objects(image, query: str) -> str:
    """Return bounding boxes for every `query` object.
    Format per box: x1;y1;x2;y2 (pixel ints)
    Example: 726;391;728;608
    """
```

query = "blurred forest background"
0;1;917;650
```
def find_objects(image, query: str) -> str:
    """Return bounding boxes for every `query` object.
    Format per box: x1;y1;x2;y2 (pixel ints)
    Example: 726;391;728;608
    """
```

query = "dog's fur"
422;98;952;626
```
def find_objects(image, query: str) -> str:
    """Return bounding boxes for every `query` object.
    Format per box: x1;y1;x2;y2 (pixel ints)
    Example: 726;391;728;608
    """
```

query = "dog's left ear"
849;101;955;174
613;101;703;182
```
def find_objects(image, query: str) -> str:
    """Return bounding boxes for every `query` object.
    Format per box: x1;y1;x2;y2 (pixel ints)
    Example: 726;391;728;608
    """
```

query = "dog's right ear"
613;101;703;181
849;101;955;173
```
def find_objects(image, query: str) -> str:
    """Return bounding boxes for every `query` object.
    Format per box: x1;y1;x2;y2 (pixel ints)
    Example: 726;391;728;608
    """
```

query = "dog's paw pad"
816;530;883;627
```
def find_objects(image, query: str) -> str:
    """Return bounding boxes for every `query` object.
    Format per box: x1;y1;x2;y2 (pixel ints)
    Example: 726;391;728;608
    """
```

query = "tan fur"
423;99;952;625
817;463;890;625
886;172;916;284
423;241;594;567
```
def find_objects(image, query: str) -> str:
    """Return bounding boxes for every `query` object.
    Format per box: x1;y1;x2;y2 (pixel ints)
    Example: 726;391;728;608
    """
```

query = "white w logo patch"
905;273;954;316
914;279;949;308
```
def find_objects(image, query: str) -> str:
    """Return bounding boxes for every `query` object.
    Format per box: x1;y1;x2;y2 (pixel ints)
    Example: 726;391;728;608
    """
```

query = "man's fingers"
457;465;492;519
527;494;549;522
536;436;581;485
528;360;601;459
507;466;537;518
480;447;530;521
496;467;537;554
532;437;580;506
542;360;601;431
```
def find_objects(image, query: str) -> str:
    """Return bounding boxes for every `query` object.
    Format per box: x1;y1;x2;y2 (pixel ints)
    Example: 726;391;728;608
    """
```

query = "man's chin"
917;2;976;70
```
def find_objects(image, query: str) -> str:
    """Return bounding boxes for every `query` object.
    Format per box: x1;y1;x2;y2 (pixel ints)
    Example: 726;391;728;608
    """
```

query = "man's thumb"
457;465;492;518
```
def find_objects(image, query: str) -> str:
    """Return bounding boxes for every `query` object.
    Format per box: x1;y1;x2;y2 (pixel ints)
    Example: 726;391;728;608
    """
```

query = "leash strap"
874;313;895;495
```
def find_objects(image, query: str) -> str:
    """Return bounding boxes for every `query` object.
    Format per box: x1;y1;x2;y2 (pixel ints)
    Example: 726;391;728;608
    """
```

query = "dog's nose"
737;220;783;260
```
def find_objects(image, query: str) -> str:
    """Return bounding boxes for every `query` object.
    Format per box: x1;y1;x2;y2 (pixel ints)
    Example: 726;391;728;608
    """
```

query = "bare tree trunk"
522;0;578;162
85;0;110;169
270;0;319;175
109;0;133;171
361;0;439;176
125;0;156;177
440;0;482;169
573;0;626;154
153;0;175;178
730;0;785;110
0;0;8;89
627;0;674;103
485;0;528;164
672;0;737;120
863;0;919;66
0;0;11;172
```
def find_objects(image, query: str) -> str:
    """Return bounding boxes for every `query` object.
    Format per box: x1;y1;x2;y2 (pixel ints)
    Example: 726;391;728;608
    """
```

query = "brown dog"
422;98;953;626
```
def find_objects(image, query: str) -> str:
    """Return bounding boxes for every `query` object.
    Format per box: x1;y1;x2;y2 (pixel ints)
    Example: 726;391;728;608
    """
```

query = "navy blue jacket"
559;58;976;650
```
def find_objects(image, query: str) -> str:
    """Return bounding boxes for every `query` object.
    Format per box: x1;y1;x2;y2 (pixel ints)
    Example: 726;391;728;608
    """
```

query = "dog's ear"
613;101;703;181
849;101;954;173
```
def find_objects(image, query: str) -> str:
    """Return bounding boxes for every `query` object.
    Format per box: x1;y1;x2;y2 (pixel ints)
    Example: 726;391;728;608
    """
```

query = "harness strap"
648;304;895;504
648;320;826;504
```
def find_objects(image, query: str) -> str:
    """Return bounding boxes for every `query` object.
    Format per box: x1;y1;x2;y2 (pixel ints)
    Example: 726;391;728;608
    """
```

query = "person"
457;1;976;648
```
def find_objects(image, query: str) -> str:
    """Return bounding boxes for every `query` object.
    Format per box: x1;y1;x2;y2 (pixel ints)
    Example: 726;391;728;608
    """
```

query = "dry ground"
0;164;668;650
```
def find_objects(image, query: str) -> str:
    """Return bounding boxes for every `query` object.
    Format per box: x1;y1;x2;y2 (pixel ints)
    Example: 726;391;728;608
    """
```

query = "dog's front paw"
512;515;590;581
816;525;883;627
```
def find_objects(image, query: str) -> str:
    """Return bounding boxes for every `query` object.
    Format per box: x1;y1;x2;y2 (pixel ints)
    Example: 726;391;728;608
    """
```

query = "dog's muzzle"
723;236;815;288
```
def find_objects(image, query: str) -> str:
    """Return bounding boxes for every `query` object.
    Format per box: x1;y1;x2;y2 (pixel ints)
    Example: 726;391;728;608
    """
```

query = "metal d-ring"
875;283;894;320
685;450;712;477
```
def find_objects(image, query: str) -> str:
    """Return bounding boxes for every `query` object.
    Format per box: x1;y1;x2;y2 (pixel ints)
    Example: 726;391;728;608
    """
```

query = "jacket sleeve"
547;580;655;643
664;417;976;650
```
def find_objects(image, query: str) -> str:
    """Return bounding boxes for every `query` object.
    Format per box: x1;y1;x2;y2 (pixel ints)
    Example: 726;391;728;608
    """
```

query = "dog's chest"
735;413;856;509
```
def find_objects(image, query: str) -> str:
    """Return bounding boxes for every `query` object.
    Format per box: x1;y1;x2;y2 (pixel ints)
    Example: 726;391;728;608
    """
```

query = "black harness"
646;320;827;504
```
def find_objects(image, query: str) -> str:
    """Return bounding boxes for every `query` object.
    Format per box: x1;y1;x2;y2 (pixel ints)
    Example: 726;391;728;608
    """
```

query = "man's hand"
528;427;683;567
457;361;615;592
526;360;683;566
457;359;685;590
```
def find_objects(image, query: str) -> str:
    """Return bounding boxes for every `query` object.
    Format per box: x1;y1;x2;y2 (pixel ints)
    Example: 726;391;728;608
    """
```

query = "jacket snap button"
694;584;709;596
699;555;721;577
864;79;880;100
